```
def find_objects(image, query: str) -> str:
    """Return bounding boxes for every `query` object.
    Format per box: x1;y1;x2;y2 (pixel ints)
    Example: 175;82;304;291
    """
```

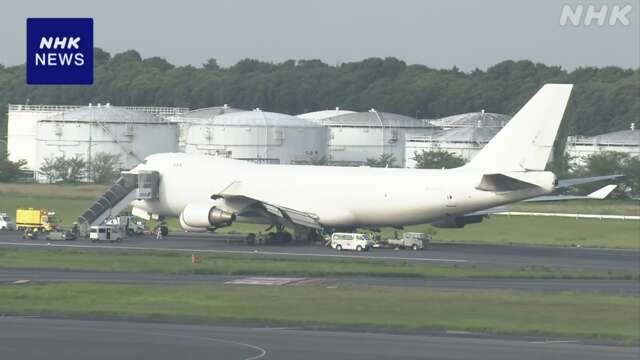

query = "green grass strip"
0;283;637;343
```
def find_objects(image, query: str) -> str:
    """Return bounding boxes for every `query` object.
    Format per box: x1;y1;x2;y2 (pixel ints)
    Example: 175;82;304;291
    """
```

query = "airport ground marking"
529;340;580;344
225;277;306;286
4;317;267;360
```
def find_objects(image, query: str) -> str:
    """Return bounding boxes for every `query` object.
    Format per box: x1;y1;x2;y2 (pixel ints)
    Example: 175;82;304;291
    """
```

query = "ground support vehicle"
106;215;146;236
15;208;59;232
89;225;123;243
45;230;77;241
330;232;372;251
376;232;429;250
0;212;15;230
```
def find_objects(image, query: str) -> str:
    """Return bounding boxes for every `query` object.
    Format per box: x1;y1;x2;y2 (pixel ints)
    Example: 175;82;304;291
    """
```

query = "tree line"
0;48;638;159
0;152;121;184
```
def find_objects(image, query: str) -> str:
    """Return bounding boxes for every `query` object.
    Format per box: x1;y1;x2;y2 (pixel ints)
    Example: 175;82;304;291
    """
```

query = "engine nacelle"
178;216;208;232
179;202;236;230
431;215;485;229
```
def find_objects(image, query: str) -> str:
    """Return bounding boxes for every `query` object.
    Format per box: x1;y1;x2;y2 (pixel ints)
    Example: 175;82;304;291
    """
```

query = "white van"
330;232;372;252
0;213;15;230
89;226;123;243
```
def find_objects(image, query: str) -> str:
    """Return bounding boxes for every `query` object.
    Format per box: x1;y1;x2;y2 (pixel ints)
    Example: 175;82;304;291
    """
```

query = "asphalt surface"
1;317;638;360
1;231;638;274
2;268;638;295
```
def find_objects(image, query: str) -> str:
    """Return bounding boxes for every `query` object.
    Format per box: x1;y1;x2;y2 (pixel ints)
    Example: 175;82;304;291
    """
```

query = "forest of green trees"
0;48;638;159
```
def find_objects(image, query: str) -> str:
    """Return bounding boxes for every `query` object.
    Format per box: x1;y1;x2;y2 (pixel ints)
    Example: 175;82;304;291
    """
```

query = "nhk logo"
27;18;93;84
36;37;85;66
559;4;633;26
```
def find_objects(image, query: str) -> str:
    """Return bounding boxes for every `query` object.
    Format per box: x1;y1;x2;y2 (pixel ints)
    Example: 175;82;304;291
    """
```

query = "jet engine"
179;202;236;230
431;215;485;229
178;218;208;232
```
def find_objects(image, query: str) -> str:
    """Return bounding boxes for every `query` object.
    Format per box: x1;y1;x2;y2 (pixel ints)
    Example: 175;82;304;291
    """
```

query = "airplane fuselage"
131;153;555;228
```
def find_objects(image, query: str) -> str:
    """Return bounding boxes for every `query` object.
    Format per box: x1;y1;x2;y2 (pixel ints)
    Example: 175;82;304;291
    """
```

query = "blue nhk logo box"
27;18;93;85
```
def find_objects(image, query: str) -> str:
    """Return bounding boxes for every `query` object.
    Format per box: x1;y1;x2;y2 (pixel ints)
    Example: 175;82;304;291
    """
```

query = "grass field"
0;283;637;342
388;216;640;249
1;183;638;248
0;248;636;279
0;184;106;226
508;199;640;216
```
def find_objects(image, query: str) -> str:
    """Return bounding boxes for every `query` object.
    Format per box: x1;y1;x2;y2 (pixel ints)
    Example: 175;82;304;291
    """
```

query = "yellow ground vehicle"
15;208;59;232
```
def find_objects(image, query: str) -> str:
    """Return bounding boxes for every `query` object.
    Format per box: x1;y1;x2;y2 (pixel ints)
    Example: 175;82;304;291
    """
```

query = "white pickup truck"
380;232;429;250
105;215;146;236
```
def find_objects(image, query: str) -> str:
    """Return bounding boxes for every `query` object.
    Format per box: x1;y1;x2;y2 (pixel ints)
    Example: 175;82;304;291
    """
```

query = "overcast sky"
1;0;638;71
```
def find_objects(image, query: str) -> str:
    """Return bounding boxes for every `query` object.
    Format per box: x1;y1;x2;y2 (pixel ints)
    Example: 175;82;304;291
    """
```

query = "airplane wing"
524;184;617;202
556;175;625;189
260;202;322;229
466;206;509;215
460;184;616;221
214;181;322;229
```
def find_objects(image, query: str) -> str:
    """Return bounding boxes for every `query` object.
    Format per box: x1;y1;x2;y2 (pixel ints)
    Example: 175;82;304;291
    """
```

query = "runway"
1;317;637;360
1;231;638;274
1;268;638;295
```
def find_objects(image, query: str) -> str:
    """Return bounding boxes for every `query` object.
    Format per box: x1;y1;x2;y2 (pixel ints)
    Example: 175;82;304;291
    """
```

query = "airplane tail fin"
466;84;573;172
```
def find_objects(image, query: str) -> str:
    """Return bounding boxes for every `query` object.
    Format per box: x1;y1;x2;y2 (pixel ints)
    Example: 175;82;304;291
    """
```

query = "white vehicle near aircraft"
89;225;123;243
377;232;429;250
0;213;15;230
105;215;146;236
330;232;372;251
77;84;619;239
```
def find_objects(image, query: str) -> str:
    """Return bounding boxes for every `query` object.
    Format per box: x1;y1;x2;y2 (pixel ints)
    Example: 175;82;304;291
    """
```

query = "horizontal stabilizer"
523;184;617;202
556;175;625;189
587;184;617;199
476;173;540;192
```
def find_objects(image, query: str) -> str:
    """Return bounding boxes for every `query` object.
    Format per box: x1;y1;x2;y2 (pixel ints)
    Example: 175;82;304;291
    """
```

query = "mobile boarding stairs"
76;171;159;235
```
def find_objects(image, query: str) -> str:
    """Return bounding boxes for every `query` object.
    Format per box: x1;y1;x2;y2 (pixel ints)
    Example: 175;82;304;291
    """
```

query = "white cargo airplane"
127;84;574;236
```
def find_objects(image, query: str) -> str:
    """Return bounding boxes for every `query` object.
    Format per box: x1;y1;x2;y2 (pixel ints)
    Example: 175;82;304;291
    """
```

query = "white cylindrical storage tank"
405;127;501;168
7;104;72;170
185;109;328;164
35;105;178;181
169;105;244;151
566;126;640;166
319;110;434;167
405;111;509;168
297;108;356;124
429;111;510;129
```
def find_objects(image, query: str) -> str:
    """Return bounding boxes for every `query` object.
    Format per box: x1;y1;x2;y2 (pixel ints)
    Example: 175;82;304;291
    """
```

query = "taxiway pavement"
1;317;637;360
